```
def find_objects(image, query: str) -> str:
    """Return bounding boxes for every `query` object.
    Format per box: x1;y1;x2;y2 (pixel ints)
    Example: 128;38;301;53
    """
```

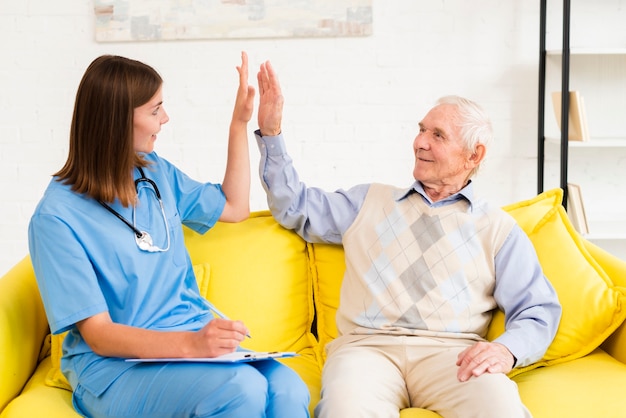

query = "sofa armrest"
0;256;50;411
583;240;626;364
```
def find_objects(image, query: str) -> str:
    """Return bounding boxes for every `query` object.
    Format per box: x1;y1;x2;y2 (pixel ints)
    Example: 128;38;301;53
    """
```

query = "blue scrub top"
28;152;226;396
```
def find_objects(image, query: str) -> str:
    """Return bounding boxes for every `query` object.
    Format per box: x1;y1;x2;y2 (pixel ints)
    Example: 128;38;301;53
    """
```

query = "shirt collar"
395;180;476;209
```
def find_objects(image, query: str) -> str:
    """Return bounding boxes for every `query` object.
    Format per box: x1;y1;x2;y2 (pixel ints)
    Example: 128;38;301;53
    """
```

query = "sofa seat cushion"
395;349;626;418
391;348;626;418
1;356;79;418
514;348;626;417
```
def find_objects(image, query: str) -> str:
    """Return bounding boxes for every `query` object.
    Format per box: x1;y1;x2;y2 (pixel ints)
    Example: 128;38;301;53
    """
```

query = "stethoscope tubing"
97;167;163;240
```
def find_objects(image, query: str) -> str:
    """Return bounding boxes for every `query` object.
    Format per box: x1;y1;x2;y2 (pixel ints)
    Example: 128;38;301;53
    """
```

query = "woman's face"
133;86;169;154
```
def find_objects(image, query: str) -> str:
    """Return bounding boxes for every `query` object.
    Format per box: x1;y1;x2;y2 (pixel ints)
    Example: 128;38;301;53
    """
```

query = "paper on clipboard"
125;351;297;364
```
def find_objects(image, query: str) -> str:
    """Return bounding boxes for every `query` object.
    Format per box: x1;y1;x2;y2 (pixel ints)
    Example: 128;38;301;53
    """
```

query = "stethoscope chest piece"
135;231;155;251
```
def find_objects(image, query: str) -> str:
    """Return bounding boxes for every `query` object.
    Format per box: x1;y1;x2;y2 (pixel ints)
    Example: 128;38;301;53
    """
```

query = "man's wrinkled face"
412;104;474;189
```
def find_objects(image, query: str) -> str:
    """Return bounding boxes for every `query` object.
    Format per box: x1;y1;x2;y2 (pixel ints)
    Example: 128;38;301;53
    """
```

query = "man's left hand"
456;341;515;382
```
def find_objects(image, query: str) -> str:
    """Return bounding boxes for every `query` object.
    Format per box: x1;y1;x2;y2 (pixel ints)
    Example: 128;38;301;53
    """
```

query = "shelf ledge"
545;137;626;147
546;48;626;55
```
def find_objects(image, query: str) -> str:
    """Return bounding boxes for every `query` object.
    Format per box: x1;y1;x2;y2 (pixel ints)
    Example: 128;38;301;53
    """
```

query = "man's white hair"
436;95;493;177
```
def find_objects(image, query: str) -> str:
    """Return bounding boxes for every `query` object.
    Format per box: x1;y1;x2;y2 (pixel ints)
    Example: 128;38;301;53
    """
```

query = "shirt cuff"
255;130;287;156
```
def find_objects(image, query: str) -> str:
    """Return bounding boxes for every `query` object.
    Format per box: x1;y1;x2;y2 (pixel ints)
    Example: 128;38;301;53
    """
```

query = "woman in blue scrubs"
28;52;309;418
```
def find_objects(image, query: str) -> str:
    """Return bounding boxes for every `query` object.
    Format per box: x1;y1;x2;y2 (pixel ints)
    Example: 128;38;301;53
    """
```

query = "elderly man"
254;60;561;418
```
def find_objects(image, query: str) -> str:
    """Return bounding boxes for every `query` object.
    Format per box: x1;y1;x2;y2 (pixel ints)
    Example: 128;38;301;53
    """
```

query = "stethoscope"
98;167;171;253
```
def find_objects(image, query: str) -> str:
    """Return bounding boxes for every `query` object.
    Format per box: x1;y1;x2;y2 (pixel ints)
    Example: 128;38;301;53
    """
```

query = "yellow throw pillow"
44;263;212;391
489;188;626;376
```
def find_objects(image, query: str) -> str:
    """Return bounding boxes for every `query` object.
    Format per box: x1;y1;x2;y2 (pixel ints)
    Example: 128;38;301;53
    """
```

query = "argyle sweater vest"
337;183;516;340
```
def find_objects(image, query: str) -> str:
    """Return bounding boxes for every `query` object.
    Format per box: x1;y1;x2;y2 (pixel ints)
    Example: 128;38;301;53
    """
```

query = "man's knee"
435;373;530;418
315;373;405;418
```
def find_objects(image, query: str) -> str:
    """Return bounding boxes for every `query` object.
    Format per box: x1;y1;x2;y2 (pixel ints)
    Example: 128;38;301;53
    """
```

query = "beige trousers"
314;334;531;418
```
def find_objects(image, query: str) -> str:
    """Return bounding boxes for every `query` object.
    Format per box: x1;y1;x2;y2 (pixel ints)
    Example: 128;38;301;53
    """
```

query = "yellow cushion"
183;211;318;357
309;243;346;362
45;263;212;391
513;348;626;416
3;356;79;417
488;188;626;376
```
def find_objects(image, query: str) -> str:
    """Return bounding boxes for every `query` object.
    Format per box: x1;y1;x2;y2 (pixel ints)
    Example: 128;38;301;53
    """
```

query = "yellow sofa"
2;188;626;418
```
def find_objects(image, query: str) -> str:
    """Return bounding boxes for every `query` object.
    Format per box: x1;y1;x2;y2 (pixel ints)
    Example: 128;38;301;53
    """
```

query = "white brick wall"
1;0;624;276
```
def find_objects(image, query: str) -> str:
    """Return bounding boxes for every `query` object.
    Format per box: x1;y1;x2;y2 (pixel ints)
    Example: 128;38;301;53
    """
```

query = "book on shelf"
551;91;590;141
567;183;589;235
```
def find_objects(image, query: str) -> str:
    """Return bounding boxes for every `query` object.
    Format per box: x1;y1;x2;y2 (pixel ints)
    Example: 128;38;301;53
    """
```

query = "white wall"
0;0;622;276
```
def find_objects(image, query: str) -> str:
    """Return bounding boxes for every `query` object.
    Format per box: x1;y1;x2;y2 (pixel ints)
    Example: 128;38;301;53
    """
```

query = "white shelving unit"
538;1;626;259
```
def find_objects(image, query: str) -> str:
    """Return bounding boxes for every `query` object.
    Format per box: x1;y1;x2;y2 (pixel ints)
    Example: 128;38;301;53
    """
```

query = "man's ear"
468;143;486;167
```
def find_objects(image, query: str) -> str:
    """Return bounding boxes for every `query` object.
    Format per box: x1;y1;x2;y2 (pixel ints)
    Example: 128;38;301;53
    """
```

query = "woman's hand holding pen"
189;318;251;358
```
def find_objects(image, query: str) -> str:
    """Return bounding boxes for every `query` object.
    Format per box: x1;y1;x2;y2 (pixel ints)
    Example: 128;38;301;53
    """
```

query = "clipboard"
125;351;297;363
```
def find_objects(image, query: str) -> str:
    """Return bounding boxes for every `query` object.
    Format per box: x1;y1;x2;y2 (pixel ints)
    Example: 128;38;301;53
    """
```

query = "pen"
209;303;252;338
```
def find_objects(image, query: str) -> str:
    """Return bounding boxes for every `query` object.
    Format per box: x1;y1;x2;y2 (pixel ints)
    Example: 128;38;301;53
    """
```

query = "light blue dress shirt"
256;131;561;368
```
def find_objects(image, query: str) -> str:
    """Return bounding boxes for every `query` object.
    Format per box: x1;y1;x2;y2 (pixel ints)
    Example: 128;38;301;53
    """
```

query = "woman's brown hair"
55;55;163;207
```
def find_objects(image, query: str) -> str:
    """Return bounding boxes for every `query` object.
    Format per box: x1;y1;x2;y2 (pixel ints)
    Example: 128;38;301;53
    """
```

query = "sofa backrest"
183;210;318;355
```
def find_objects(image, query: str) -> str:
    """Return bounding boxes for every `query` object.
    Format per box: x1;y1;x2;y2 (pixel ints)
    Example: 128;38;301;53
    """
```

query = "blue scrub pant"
72;359;310;418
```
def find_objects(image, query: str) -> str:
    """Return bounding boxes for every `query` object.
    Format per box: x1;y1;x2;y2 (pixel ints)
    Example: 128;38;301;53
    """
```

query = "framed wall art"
94;0;373;42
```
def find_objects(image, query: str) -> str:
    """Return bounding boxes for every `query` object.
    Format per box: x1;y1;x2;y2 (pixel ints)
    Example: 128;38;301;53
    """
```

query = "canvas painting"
94;0;373;42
